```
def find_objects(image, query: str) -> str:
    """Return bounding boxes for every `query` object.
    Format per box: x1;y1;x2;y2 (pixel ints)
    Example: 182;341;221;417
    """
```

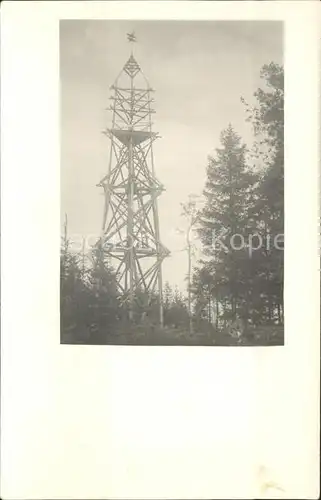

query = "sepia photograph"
2;3;320;499
60;20;284;346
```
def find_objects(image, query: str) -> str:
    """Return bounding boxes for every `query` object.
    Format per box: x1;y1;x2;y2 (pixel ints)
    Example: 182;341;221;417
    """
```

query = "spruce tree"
243;62;284;324
197;124;255;322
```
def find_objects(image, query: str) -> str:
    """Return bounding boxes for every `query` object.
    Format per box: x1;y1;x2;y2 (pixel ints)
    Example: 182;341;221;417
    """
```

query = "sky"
60;20;282;291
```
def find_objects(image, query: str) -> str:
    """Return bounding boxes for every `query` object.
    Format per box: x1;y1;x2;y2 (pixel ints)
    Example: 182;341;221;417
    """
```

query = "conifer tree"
242;62;284;324
197;124;255;322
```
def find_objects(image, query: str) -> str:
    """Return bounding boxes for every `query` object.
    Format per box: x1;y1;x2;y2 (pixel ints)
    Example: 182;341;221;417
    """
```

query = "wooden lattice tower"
97;36;169;325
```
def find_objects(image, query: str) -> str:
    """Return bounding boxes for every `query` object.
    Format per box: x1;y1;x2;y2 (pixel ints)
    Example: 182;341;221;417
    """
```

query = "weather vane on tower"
127;31;137;55
127;31;137;43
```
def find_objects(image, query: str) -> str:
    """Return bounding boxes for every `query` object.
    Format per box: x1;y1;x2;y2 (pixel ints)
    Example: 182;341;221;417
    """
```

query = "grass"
61;323;284;346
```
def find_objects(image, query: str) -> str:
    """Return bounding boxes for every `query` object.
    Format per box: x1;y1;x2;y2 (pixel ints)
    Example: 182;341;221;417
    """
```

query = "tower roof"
123;54;141;78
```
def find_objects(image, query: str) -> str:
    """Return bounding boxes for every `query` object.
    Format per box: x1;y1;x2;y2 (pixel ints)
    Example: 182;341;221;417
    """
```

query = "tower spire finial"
127;31;137;55
127;31;136;43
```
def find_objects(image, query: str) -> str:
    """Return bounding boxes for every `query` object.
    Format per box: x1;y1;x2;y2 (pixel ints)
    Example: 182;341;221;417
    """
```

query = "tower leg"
128;136;135;322
158;266;164;328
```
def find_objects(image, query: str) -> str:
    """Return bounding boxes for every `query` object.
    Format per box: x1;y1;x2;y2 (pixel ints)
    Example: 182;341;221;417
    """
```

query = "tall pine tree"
197;124;256;323
242;62;284;324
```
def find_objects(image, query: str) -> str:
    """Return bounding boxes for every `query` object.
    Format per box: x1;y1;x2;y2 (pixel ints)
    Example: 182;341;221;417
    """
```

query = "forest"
61;61;284;346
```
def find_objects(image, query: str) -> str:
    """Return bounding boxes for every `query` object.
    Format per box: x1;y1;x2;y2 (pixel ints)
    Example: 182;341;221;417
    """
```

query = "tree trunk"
277;302;282;325
187;231;193;336
215;298;219;329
